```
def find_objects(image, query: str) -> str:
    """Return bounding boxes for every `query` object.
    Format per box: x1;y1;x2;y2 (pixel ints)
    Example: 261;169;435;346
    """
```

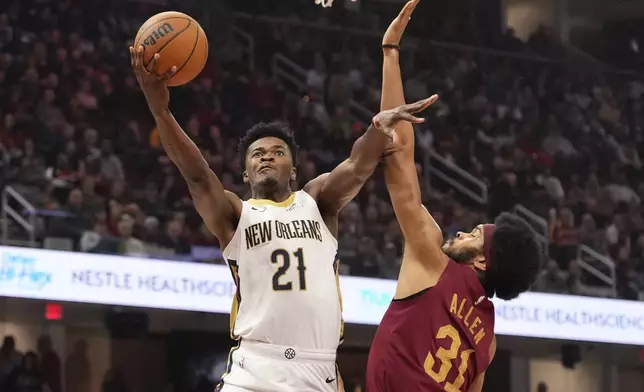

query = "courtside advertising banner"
1;246;643;345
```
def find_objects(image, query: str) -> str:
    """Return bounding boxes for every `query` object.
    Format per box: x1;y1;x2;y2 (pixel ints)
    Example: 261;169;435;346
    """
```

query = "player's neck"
251;187;292;202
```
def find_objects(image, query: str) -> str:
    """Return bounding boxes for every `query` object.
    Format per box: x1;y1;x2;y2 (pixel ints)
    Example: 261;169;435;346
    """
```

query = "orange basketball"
134;11;208;87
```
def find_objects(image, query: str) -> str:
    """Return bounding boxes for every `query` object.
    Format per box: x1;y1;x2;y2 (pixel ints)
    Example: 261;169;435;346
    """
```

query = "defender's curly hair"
237;122;299;166
483;212;544;300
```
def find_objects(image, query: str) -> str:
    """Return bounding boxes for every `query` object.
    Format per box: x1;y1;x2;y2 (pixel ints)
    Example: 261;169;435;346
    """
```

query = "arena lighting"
2;246;644;346
45;303;63;320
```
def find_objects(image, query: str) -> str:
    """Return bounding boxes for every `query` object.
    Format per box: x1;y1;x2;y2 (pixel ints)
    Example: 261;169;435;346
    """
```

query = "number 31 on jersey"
271;248;307;291
424;324;474;392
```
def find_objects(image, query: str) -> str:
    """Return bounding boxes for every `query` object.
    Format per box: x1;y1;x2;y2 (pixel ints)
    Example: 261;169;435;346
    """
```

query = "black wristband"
382;44;400;51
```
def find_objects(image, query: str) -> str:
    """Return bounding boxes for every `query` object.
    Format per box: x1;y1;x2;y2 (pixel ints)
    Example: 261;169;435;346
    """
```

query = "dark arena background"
1;0;644;391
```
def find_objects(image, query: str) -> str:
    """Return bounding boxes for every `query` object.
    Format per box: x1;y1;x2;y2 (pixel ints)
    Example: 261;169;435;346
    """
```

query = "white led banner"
1;246;643;345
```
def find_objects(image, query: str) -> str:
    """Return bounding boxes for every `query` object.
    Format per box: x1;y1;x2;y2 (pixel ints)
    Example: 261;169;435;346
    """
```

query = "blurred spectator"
306;53;326;92
4;351;47;392
98;140;125;182
0;336;23;388
378;242;401;280
548;208;579;270
37;336;61;392
65;189;86;216
542;170;565;204
578;213;602;249
80;176;104;213
615;241;642;300
191;223;219;248
80;212;120;254
489;172;518;219
141;216;162;245
605;173;640;206
137;183;167;218
327;64;353;109
158;219;191;255
534;260;567;294
118;213;146;257
537;382;548;392
566;260;590;296
66;340;90;392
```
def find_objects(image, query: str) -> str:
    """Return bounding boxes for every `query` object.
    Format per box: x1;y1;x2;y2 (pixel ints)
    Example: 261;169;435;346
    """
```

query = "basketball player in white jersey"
129;45;437;391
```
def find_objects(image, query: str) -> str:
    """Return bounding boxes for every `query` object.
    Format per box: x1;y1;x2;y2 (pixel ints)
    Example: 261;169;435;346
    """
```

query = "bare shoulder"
303;173;330;200
302;173;338;237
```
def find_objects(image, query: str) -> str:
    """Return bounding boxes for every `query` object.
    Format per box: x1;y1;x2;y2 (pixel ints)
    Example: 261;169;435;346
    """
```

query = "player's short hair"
238;122;299;166
483;212;543;300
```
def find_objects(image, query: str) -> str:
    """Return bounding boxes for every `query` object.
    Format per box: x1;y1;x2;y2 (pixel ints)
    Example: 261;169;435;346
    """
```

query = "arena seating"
0;0;642;301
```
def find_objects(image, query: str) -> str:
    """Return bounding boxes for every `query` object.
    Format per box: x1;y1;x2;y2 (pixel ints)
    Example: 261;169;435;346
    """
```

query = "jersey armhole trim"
300;189;339;248
392;287;432;302
222;202;246;258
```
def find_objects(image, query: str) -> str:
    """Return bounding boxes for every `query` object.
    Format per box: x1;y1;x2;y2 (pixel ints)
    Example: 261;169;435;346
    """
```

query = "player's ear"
243;171;249;184
473;259;488;272
290;167;297;181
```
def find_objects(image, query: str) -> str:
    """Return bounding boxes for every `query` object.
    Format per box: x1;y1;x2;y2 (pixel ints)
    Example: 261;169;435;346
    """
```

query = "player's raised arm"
304;98;436;234
380;0;446;273
130;46;240;246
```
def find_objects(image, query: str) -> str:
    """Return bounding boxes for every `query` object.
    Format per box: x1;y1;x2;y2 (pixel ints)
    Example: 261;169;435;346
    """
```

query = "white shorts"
217;340;338;392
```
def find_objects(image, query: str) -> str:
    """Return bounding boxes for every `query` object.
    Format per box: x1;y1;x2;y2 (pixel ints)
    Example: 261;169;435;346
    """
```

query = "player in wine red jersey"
366;2;543;391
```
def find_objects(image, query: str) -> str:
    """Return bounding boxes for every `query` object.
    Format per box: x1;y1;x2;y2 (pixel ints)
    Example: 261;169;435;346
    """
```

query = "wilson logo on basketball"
142;23;175;46
134;11;208;86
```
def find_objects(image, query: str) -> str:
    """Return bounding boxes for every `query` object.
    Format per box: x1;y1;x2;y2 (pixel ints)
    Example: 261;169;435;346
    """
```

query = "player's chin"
441;240;453;253
441;244;462;262
257;174;279;187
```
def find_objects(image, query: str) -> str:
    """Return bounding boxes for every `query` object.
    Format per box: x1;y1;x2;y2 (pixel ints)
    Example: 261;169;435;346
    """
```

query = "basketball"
134;11;208;87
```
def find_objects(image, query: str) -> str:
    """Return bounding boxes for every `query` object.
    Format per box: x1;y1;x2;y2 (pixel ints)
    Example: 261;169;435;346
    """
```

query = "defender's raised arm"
304;97;436;236
379;1;446;276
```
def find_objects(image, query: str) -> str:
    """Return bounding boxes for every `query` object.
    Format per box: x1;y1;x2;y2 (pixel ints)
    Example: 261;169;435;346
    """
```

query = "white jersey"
222;190;343;352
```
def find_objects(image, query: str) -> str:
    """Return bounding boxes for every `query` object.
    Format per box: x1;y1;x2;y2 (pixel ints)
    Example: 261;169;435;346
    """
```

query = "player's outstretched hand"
382;0;419;47
129;45;177;115
372;94;438;143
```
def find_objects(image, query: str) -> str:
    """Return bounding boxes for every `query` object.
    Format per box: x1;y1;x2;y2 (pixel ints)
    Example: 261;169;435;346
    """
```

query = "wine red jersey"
366;260;495;392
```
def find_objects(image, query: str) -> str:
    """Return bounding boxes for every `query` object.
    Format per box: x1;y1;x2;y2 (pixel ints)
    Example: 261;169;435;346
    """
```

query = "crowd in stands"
0;335;65;392
0;333;132;392
0;0;643;300
236;2;644;300
0;332;369;392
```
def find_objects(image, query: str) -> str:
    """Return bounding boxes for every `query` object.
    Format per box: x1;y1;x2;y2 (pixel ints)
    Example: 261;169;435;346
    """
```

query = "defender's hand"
382;0;419;48
372;94;438;143
129;45;177;116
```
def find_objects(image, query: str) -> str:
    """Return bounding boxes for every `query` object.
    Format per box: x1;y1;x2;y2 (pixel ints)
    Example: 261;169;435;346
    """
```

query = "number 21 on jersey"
271;248;307;291
424;324;474;392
